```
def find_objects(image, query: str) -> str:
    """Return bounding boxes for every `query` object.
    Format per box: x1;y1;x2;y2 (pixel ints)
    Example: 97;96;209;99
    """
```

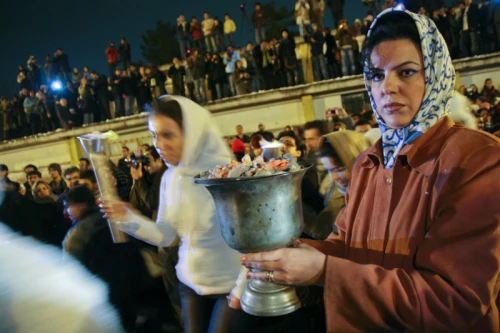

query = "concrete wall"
1;53;499;183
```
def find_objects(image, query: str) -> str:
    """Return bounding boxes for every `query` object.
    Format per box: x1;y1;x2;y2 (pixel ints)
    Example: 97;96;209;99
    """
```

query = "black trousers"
178;282;256;333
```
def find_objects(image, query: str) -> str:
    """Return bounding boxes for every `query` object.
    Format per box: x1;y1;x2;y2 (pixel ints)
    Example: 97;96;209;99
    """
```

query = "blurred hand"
130;163;143;180
335;107;348;118
99;197;132;221
227;293;242;310
69;108;76;114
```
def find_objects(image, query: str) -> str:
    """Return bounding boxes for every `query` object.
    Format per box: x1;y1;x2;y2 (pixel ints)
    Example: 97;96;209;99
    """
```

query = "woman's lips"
384;103;405;112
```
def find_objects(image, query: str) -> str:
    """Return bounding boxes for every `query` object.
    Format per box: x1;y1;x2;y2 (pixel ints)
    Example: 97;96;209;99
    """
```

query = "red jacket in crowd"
105;47;119;64
191;22;202;40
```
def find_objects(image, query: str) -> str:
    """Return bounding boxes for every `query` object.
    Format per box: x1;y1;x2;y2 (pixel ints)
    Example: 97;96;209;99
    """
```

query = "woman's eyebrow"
369;61;421;72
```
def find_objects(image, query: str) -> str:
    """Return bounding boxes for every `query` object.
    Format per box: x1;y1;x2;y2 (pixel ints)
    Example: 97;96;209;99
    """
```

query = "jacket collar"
360;117;455;176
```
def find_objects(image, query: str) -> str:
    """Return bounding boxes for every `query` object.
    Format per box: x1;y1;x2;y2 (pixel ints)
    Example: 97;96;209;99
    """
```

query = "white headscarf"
364;8;456;168
157;95;233;235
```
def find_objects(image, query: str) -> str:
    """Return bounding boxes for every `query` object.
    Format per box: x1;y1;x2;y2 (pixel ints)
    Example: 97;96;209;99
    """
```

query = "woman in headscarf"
101;96;256;333
243;9;500;332
303;131;371;240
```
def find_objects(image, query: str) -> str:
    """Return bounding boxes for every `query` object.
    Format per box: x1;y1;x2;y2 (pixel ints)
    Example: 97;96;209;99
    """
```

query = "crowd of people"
2;1;499;143
1;6;500;332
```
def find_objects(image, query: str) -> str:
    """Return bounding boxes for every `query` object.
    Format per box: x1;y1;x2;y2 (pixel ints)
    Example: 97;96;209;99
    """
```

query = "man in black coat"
91;71;111;121
326;0;345;28
459;0;480;58
308;23;329;82
279;29;299;87
53;48;70;82
167;58;186;96
118;38;131;70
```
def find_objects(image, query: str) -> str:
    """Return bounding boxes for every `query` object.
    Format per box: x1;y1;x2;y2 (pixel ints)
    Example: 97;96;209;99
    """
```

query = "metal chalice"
195;164;310;316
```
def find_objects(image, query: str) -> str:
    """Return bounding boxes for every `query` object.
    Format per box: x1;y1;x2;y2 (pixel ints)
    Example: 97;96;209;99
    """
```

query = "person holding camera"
335;18;356;77
294;0;311;37
234;60;253;96
223;45;240;97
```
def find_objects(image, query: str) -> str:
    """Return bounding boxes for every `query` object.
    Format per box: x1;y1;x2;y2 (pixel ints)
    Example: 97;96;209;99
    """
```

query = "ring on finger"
266;271;276;283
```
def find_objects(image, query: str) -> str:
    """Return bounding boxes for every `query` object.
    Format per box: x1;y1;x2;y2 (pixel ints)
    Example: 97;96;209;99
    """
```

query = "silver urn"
195;164;310;316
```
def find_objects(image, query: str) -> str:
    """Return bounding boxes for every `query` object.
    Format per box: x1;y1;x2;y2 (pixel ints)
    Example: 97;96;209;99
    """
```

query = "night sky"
0;0;366;96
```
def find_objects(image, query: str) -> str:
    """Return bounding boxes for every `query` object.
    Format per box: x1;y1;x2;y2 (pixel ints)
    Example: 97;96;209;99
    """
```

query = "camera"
127;152;150;169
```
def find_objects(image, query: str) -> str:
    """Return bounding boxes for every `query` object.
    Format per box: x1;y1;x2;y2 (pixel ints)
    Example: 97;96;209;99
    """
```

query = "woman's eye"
371;73;384;82
400;69;416;77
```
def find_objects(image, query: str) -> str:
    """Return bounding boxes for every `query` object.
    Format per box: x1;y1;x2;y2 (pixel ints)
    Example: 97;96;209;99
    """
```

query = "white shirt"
463;6;470;31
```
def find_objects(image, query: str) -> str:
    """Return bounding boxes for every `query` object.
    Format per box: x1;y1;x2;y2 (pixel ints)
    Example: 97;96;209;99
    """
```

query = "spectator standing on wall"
223;45;240;97
324;27;340;79
119;38;131;70
310;0;325;31
71;67;83;87
295;0;311;37
105;41;119;77
362;0;380;15
190;17;204;53
459;0;480;58
90;71;111;121
177;15;191;60
235;60;253;96
78;78;98;125
478;0;495;54
212;54;227;100
213;17;224;53
251;3;266;44
27;56;42;92
336;18;356;77
243;42;261;92
44;55;53;84
224;14;236;47
168;58;186;97
309;24;329;82
326;0;345;28
279;29;299;87
110;67;123;118
188;49;207;104
53;48;71;82
120;70;135;116
202;12;217;54
137;66;152;111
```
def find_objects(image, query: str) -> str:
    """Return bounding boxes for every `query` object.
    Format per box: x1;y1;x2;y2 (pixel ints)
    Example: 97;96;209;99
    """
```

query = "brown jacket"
304;117;500;332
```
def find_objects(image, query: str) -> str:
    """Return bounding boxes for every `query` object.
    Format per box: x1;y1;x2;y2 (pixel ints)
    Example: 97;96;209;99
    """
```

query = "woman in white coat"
102;95;252;333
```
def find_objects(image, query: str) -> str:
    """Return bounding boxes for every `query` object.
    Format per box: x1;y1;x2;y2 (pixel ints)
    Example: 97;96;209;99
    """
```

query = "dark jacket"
459;3;480;31
279;37;298;70
310;30;325;56
189;55;206;80
110;74;121;95
327;0;345;12
119;43;131;62
49;178;67;196
177;21;190;39
93;75;109;100
63;209;153;309
119;76;135;96
56;105;73;130
336;25;354;48
213;60;227;84
251;10;264;28
325;33;339;63
130;164;167;220
168;65;186;88
53;53;70;73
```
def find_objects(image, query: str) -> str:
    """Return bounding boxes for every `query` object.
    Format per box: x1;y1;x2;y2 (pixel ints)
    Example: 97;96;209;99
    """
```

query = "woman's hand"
241;240;327;287
99;197;132;221
227;292;242;310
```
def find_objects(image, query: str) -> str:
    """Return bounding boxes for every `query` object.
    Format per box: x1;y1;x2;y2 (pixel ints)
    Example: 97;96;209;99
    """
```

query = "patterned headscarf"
364;8;455;168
